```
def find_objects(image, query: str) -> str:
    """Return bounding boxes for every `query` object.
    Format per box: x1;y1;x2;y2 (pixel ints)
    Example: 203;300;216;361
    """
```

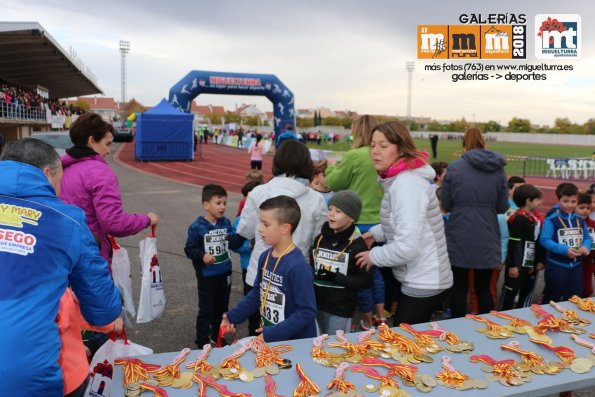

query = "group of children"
496;179;594;310
185;166;595;346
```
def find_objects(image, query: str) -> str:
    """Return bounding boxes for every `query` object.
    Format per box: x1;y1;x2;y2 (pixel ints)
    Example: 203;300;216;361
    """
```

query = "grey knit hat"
328;190;362;221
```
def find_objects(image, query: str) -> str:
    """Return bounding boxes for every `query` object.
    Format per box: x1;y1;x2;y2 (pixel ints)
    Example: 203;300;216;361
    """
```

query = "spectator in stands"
59;112;159;268
0;78;85;119
0;138;121;397
441;128;508;318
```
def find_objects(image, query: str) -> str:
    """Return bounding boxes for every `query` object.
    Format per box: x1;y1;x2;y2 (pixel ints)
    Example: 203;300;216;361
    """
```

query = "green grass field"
307;139;593;177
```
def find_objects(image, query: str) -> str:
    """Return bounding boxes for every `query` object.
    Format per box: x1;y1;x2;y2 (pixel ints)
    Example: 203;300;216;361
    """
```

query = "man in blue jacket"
0;138;122;397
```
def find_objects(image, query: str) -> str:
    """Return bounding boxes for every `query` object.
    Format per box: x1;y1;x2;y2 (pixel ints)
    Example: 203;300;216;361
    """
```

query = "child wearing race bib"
540;183;592;303
500;184;544;310
222;195;317;342
310;190;373;334
184;184;245;347
576;192;595;298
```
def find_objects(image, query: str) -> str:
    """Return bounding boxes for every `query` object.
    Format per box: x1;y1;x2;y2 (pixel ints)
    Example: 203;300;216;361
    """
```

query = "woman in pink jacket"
59;112;158;269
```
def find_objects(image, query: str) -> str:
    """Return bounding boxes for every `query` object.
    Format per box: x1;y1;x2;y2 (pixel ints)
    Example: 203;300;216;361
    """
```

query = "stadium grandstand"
0;21;102;142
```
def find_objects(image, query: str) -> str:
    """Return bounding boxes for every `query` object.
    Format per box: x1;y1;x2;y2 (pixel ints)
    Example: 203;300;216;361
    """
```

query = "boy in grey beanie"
310;190;372;335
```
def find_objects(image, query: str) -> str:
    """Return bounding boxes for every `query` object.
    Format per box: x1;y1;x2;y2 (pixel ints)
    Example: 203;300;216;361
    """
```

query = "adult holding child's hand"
355;121;452;326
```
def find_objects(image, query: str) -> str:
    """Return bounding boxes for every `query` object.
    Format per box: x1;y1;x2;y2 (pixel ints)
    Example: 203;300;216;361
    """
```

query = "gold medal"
509;377;525;386
420;374;436;388
485;373;499;382
415;353;434;363
513;362;530;372
406;354;421;364
415;382;432;393
570;358;593;374
265;364;280;375
239;370;255;382
252;367;267;377
530;365;545;375
472;379;488;389
499;377;511;387
378;386;400;397
456;380;474;390
363;383;379;392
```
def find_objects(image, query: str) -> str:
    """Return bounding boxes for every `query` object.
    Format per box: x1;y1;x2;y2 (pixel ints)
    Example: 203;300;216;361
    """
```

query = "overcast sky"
3;0;594;126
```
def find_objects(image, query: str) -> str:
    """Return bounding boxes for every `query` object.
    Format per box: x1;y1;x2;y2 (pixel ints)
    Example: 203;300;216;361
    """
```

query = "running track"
115;142;273;195
115;143;591;212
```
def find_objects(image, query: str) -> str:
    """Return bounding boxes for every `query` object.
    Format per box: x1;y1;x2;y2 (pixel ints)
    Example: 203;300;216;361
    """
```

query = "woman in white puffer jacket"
356;121;453;325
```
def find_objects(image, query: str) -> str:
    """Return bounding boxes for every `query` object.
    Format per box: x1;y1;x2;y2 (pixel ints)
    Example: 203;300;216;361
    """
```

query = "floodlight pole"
119;41;130;105
406;61;415;128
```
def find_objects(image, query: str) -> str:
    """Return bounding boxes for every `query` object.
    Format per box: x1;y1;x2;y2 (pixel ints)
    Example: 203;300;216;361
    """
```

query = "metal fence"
0;101;48;122
523;156;595;181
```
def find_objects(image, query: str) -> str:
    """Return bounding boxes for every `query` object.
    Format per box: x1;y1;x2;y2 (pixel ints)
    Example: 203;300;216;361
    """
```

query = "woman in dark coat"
441;128;508;318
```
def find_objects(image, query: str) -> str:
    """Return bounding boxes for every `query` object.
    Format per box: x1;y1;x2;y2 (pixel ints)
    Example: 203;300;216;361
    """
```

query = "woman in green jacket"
325;115;383;230
325;115;387;329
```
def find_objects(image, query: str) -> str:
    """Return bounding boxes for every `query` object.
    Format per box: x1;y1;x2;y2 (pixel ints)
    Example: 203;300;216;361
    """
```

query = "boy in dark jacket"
310;190;373;334
222;196;317;342
184;184;245;347
500;184;544;310
540;183;592;303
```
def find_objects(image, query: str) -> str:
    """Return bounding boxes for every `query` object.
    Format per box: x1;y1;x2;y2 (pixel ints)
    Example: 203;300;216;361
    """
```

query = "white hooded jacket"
238;176;328;286
369;165;453;293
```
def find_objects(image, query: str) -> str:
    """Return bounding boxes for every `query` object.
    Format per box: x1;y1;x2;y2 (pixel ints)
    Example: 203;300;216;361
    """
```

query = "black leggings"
393;291;444;326
250;160;262;170
451;267;494;318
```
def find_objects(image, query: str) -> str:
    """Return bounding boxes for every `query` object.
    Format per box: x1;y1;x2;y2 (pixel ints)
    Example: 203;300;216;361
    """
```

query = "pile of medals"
123;380;168;397
436;356;488;391
117;301;592;396
310;325;471;396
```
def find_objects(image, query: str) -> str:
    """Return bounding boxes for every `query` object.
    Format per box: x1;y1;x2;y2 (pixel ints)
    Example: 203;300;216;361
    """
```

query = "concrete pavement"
107;143;249;353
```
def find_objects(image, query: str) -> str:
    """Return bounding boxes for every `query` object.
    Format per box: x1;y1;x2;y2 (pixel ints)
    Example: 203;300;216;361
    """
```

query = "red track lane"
115;142;273;194
116;143;592;213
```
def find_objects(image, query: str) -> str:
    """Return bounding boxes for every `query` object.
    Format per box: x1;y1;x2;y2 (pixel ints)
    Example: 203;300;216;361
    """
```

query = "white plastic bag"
85;332;153;397
137;226;165;323
109;237;135;318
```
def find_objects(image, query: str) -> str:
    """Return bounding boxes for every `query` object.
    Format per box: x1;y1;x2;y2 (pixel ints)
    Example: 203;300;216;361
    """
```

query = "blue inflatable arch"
168;70;295;138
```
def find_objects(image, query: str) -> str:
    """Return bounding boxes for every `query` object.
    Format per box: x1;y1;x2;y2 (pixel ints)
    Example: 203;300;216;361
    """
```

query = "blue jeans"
357;267;385;312
355;223;385;313
543;262;583;303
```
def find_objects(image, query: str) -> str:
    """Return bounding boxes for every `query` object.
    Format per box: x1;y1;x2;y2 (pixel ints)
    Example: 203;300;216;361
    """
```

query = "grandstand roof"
0;21;103;99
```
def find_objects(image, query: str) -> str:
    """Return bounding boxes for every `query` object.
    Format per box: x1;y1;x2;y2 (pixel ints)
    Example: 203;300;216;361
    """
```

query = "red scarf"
379;151;429;179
